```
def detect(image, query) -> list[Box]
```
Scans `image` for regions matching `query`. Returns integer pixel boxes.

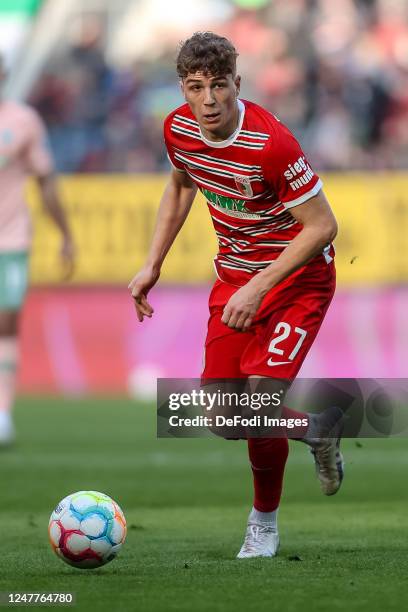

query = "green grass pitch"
[0,397,407,612]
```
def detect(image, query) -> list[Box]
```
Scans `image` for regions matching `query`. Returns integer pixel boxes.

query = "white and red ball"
[48,491,126,569]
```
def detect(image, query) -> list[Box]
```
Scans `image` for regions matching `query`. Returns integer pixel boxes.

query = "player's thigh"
[201,308,253,439]
[0,251,29,311]
[202,308,253,378]
[241,281,335,379]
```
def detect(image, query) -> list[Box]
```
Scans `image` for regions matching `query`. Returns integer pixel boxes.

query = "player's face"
[181,72,241,141]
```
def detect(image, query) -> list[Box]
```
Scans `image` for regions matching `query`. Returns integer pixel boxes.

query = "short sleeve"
[163,115,186,172]
[24,109,54,176]
[261,122,322,209]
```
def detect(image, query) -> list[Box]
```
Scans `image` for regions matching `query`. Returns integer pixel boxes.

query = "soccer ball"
[48,491,127,569]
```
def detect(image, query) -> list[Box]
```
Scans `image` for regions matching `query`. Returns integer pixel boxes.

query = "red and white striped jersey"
[164,99,329,286]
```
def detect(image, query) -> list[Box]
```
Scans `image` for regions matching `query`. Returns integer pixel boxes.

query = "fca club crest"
[234,175,253,197]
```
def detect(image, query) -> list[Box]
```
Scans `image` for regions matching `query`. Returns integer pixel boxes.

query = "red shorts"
[202,256,336,379]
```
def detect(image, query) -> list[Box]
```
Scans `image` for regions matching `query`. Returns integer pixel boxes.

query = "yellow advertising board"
[27,173,408,286]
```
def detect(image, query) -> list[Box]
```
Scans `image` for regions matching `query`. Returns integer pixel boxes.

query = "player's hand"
[221,282,264,331]
[60,236,75,280]
[128,265,159,322]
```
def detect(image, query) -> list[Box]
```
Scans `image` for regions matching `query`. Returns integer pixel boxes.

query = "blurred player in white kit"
[0,55,74,445]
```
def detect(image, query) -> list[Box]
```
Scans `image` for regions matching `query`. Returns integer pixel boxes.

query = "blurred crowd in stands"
[28,0,408,172]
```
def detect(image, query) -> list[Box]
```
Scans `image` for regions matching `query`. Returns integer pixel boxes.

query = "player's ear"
[234,75,241,97]
[180,79,186,100]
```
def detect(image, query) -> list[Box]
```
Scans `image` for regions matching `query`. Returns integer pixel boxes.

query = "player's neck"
[200,102,240,143]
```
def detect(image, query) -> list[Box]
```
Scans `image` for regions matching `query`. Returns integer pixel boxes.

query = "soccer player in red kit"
[129,32,344,559]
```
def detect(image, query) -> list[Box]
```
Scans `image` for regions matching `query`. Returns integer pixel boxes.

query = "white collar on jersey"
[199,99,245,148]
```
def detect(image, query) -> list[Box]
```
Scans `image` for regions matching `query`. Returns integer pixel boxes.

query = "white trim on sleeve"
[167,153,186,172]
[283,179,323,209]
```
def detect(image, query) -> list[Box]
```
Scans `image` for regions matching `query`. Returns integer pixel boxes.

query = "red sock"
[247,437,289,512]
[281,405,309,438]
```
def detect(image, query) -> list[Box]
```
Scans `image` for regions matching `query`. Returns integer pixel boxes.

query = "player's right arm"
[128,168,197,322]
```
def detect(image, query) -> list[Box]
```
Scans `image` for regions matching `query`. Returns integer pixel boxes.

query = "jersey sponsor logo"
[202,188,261,219]
[234,175,253,197]
[210,206,261,220]
[283,156,315,192]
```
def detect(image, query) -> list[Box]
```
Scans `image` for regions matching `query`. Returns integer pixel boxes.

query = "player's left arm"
[222,121,338,330]
[222,190,337,330]
[257,189,338,287]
